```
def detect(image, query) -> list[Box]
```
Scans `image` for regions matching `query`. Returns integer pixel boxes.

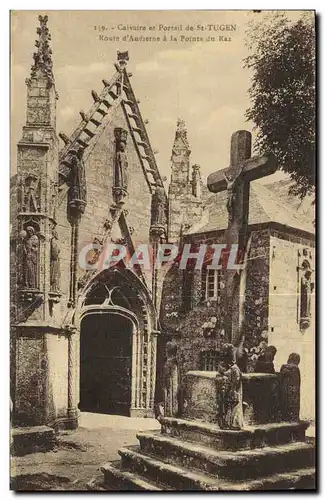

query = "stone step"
[117,446,315,491]
[226,468,316,491]
[100,460,165,491]
[137,431,315,480]
[11,425,56,456]
[159,416,309,451]
[118,446,221,490]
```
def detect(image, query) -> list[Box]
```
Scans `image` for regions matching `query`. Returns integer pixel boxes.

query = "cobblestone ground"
[10,413,160,491]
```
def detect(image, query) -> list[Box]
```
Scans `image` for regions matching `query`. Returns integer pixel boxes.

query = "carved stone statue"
[163,341,179,417]
[22,226,39,289]
[152,181,167,227]
[254,345,277,374]
[50,228,60,292]
[114,128,128,193]
[279,353,301,422]
[216,343,243,429]
[67,148,87,214]
[23,174,39,212]
[300,263,314,329]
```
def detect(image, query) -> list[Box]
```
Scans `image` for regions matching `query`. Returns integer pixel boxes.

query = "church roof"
[185,179,315,237]
[58,51,164,194]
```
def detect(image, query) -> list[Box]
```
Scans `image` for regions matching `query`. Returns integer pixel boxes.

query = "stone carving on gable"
[113,128,128,204]
[117,50,129,70]
[50,227,61,293]
[64,147,87,216]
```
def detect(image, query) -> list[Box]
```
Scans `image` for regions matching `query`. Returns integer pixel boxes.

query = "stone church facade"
[11,16,167,429]
[10,15,315,432]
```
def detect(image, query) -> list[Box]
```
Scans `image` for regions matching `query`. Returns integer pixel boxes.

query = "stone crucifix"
[207,130,277,345]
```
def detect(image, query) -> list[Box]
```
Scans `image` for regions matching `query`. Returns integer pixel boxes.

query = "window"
[201,265,221,301]
[200,349,220,371]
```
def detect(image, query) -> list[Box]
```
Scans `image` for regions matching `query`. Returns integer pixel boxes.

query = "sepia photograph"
[10,9,316,491]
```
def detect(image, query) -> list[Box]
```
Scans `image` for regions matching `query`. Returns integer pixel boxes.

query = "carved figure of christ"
[207,130,277,345]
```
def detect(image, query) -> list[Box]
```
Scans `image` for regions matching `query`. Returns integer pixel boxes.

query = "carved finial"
[173,117,190,150]
[176,117,187,136]
[117,50,129,70]
[102,79,110,87]
[30,14,54,84]
[59,132,70,145]
[91,90,100,103]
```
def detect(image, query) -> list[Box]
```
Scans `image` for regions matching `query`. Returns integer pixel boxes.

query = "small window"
[201,265,221,301]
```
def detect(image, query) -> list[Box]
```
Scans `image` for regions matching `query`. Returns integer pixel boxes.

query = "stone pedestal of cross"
[207,130,277,345]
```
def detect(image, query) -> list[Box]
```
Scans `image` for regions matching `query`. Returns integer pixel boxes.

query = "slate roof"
[185,179,315,236]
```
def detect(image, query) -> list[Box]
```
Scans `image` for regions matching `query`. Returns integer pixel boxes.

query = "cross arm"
[207,153,277,193]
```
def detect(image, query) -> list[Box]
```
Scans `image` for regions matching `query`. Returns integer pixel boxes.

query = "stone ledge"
[136,431,315,480]
[186,370,278,380]
[100,461,163,491]
[11,425,56,456]
[119,445,220,491]
[159,416,310,450]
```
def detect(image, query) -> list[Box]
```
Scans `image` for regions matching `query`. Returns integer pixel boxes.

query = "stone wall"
[161,230,269,384]
[268,230,315,421]
[244,229,271,358]
[56,105,153,306]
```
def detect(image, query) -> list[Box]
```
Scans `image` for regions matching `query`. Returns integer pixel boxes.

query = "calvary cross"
[207,130,277,345]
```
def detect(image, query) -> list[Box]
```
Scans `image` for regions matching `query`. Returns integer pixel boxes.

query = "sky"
[11,10,306,185]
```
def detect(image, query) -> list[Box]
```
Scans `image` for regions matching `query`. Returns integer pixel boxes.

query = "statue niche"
[113,128,128,204]
[20,174,40,213]
[21,226,39,289]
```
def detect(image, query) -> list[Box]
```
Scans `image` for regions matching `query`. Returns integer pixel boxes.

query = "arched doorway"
[76,266,159,418]
[80,312,133,415]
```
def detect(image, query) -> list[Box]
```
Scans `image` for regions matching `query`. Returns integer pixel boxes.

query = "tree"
[244,12,315,200]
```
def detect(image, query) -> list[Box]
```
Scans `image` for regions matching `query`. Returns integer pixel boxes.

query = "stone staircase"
[97,417,316,491]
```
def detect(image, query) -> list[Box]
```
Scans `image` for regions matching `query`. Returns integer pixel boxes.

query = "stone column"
[150,330,160,410]
[131,323,137,409]
[66,325,78,429]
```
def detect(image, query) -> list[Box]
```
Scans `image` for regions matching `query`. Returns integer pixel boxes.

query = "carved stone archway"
[71,266,159,419]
